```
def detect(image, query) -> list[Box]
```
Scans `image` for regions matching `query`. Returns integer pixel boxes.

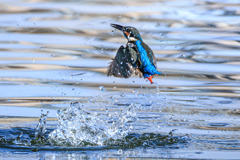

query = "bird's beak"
[111,23,137,42]
[110,23,124,31]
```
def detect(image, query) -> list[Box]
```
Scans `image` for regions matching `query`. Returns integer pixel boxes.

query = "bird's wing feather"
[141,42,157,67]
[107,45,141,78]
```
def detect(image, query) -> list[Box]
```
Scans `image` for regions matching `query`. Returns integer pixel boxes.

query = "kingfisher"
[107,23,161,84]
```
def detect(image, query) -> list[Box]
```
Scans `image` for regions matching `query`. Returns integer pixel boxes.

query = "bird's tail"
[155,70,162,75]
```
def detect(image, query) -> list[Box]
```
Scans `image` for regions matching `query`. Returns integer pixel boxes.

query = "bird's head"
[111,23,142,42]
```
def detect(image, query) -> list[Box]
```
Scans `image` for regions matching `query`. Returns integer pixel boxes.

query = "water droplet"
[143,142,147,146]
[99,86,105,91]
[120,93,125,97]
[118,149,123,154]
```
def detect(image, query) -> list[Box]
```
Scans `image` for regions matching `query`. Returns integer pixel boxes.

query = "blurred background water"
[0,0,240,159]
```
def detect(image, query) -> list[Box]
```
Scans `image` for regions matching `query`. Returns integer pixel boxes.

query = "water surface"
[0,0,240,159]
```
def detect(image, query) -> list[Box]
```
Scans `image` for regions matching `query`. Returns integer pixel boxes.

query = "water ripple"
[1,0,240,159]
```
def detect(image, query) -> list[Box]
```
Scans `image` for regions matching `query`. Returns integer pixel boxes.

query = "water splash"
[48,102,137,147]
[35,110,49,141]
[0,103,187,150]
[0,111,51,148]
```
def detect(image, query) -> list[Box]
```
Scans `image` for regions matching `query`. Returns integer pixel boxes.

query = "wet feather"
[107,45,141,78]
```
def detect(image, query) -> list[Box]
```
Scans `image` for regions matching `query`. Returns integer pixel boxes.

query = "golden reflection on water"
[0,0,240,158]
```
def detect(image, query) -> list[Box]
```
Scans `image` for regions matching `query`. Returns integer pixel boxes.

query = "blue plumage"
[135,40,161,78]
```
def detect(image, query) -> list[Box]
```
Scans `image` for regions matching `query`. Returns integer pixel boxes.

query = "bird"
[107,23,161,84]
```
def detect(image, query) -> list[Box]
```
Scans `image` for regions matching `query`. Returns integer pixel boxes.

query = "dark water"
[0,0,240,159]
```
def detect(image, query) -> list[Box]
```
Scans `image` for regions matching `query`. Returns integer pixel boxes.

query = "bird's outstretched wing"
[107,45,141,78]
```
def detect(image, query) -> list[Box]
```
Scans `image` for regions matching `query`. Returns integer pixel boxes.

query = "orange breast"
[124,31,130,37]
